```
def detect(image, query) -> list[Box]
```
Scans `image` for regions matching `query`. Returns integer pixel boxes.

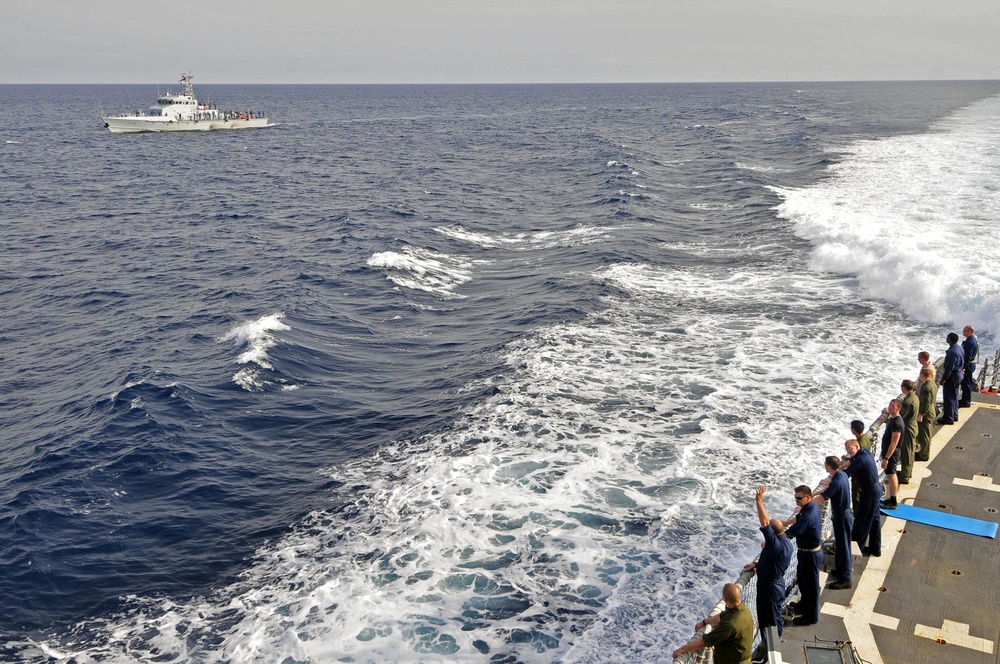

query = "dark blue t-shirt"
[786,501,822,550]
[843,448,880,492]
[820,471,851,517]
[757,524,793,583]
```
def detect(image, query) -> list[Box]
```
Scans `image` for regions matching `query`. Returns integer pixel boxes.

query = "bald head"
[722,583,741,606]
[769,518,785,536]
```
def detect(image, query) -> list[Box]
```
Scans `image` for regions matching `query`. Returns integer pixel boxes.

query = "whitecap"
[367,247,473,298]
[218,313,291,390]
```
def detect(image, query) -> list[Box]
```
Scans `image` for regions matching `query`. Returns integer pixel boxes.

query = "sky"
[2,0,999,84]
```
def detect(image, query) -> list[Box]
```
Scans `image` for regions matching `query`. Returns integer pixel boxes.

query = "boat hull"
[102,116,270,133]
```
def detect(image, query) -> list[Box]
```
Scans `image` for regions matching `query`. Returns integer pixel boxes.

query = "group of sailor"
[672,327,981,664]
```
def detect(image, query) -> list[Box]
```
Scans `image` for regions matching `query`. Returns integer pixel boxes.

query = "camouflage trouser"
[899,432,915,482]
[915,418,934,462]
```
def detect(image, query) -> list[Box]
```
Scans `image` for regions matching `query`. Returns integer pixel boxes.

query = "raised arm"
[755,485,769,528]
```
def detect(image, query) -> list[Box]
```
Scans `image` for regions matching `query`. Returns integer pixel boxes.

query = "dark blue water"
[1,81,998,662]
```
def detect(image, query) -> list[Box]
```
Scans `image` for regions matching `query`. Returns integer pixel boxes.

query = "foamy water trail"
[47,258,939,662]
[775,94,1000,337]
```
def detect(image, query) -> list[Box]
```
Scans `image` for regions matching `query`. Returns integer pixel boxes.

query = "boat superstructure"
[102,72,269,133]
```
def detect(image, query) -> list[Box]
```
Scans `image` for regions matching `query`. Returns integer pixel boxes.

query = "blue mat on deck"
[882,503,999,538]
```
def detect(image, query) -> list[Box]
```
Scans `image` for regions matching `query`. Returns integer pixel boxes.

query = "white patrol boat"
[102,72,269,133]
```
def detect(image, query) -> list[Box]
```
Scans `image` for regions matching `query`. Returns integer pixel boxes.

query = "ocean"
[1,80,998,663]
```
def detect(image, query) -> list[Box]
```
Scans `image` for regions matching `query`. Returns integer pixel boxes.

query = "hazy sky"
[3,0,999,84]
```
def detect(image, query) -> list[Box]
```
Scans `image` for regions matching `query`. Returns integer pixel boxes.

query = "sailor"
[879,399,904,510]
[783,485,823,626]
[812,457,853,589]
[915,366,938,461]
[743,486,793,642]
[938,332,965,425]
[848,420,873,512]
[960,325,979,407]
[898,380,919,484]
[915,350,933,384]
[672,583,754,664]
[842,437,882,556]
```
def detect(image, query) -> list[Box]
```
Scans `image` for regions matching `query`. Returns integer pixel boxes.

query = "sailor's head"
[845,438,860,456]
[721,583,742,607]
[887,399,902,417]
[918,351,930,364]
[964,325,975,337]
[947,332,960,345]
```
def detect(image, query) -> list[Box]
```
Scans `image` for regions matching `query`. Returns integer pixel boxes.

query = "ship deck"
[777,392,1000,664]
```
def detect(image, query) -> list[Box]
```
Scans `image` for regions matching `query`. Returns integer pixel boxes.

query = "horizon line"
[3,77,1000,86]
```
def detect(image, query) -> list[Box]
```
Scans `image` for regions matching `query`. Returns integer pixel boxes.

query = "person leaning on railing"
[841,437,883,557]
[781,486,823,626]
[672,583,754,664]
[742,486,793,644]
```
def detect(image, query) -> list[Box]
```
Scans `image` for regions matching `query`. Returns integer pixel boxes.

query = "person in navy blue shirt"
[842,437,882,557]
[960,325,979,407]
[938,332,965,424]
[744,486,793,641]
[813,456,853,589]
[783,485,823,626]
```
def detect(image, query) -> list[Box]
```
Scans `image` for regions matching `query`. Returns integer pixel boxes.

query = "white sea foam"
[435,224,615,250]
[110,379,143,400]
[368,247,474,299]
[775,94,1000,337]
[218,313,291,391]
[735,161,780,173]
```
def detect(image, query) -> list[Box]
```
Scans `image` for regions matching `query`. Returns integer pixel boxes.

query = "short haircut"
[850,420,865,435]
[901,379,914,391]
[947,332,960,344]
[825,455,841,471]
[794,484,812,497]
[965,325,975,333]
[918,351,930,362]
[722,583,741,604]
[920,366,935,380]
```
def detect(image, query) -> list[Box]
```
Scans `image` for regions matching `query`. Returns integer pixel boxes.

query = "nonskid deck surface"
[779,393,1000,664]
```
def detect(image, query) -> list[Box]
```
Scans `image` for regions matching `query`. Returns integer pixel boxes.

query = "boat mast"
[180,72,194,98]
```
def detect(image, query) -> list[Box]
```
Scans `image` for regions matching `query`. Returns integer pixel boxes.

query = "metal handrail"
[978,349,1000,393]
